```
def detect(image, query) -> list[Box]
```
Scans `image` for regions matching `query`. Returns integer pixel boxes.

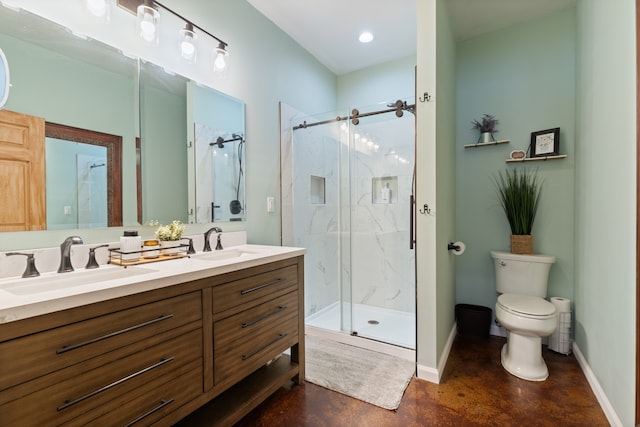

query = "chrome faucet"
[58,236,83,273]
[203,227,223,252]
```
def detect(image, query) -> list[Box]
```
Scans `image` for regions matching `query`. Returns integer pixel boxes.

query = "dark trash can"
[455,304,492,337]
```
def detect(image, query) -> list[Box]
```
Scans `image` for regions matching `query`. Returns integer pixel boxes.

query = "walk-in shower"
[280,99,416,354]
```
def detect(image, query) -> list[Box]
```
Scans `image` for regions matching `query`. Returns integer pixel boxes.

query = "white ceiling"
[246,0,577,75]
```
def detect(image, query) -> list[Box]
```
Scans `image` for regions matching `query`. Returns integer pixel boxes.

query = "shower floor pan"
[305,302,415,350]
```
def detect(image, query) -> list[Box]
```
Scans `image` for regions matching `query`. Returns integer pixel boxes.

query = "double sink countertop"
[0,244,305,324]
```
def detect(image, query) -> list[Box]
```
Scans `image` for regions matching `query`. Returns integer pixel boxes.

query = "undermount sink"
[0,266,157,296]
[192,247,269,262]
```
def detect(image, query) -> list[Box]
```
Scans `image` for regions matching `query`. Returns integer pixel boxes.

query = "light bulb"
[181,38,195,58]
[180,23,197,62]
[137,2,159,44]
[359,31,374,43]
[213,43,228,72]
[140,12,156,41]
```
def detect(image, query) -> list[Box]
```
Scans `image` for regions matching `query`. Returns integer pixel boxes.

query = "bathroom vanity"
[0,245,305,426]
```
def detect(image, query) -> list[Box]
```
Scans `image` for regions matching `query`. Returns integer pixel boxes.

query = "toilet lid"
[497,293,556,317]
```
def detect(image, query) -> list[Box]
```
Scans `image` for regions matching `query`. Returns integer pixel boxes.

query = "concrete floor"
[235,335,609,426]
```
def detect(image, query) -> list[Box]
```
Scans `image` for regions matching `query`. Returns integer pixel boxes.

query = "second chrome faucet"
[203,227,223,252]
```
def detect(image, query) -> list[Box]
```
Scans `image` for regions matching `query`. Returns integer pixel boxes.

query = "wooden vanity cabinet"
[0,254,304,427]
[0,291,204,426]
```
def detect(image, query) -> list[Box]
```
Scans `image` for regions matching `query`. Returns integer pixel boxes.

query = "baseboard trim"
[417,322,457,384]
[572,342,623,427]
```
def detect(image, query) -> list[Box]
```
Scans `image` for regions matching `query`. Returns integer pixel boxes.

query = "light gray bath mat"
[305,335,415,410]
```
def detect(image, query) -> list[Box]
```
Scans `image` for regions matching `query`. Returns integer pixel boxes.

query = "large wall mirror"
[0,5,246,231]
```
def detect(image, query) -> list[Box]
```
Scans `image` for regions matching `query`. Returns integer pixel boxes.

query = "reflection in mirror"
[189,83,246,223]
[139,60,189,225]
[195,124,245,222]
[0,5,135,230]
[45,123,123,229]
[0,48,9,109]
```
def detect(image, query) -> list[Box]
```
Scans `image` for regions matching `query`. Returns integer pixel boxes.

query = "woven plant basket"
[510,235,534,255]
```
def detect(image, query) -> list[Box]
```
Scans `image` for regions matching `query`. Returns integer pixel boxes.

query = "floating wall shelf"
[464,139,510,149]
[505,154,567,163]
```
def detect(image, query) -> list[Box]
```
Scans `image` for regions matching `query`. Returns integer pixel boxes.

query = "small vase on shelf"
[479,132,495,144]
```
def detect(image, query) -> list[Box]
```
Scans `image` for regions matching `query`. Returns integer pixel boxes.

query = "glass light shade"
[85,0,109,19]
[180,24,197,63]
[137,3,159,44]
[213,43,228,73]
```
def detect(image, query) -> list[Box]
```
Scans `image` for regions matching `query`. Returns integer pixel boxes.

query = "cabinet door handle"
[57,357,174,411]
[240,278,285,295]
[124,399,174,427]
[242,305,287,328]
[56,314,174,354]
[242,333,287,361]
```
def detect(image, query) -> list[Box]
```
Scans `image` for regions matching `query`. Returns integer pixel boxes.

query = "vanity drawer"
[0,291,202,391]
[76,360,202,427]
[212,264,298,315]
[0,328,202,427]
[214,291,298,349]
[214,298,298,385]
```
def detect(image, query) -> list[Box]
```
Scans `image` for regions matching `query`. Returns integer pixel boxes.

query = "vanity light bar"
[115,0,229,69]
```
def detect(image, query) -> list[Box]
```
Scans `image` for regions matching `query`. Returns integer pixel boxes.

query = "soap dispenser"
[381,182,391,203]
[120,230,141,261]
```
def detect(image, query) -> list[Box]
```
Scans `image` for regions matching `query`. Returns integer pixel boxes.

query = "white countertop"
[0,244,305,324]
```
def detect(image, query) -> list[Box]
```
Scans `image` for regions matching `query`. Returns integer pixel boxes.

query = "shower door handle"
[409,194,415,250]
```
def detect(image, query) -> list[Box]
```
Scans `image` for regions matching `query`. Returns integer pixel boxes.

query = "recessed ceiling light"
[359,31,374,43]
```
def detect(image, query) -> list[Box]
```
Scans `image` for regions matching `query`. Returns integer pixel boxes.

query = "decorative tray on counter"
[108,243,191,267]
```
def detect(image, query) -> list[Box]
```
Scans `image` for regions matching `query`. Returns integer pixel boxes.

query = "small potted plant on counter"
[494,168,542,255]
[472,113,499,144]
[150,220,187,255]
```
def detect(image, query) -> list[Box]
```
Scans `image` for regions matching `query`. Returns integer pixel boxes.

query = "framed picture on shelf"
[530,127,560,157]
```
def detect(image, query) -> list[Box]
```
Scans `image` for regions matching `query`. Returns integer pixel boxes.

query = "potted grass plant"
[494,169,542,254]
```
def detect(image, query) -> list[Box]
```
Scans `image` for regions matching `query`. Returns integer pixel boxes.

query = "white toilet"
[491,250,557,381]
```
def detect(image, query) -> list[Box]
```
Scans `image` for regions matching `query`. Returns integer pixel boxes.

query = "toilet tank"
[490,250,556,298]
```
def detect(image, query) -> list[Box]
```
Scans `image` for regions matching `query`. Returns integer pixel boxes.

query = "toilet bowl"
[495,293,557,381]
[491,251,557,381]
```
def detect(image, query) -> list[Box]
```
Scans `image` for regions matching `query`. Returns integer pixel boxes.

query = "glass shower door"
[291,109,352,335]
[347,100,416,348]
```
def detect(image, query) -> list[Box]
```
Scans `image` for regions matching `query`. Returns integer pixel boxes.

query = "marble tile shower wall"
[292,126,342,317]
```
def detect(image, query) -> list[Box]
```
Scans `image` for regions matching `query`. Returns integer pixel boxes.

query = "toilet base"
[501,332,549,381]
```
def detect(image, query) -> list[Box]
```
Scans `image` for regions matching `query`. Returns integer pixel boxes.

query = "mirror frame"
[0,48,9,109]
[45,122,123,227]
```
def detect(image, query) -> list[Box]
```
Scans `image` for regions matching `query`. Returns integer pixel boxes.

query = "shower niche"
[372,176,397,204]
[310,175,326,204]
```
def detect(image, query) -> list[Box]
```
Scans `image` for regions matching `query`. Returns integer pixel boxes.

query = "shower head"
[211,133,244,149]
[211,136,225,148]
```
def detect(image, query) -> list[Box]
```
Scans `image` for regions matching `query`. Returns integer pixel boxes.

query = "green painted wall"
[337,56,416,108]
[416,0,457,374]
[575,1,636,425]
[455,10,576,315]
[434,0,457,371]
